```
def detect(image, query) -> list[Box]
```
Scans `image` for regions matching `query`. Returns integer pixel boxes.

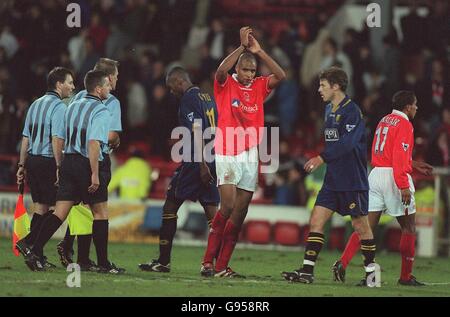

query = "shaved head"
[237,52,257,66]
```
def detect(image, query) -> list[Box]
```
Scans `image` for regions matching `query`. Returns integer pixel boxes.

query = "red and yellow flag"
[12,187,30,256]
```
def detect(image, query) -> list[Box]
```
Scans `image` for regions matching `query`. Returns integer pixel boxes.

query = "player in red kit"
[333,91,433,286]
[201,26,286,277]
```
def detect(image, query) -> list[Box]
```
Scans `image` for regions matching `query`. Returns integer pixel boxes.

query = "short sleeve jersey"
[371,110,414,189]
[213,74,272,155]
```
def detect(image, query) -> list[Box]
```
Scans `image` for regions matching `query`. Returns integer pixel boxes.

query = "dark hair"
[84,70,108,93]
[94,58,119,76]
[237,52,257,65]
[392,90,416,110]
[319,66,348,92]
[165,66,191,84]
[47,67,74,90]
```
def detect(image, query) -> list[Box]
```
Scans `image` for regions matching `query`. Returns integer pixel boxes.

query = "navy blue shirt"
[179,87,217,163]
[320,96,369,191]
[22,91,66,157]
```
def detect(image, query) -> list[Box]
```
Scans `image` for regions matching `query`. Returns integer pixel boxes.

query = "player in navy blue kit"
[138,67,219,274]
[282,67,377,285]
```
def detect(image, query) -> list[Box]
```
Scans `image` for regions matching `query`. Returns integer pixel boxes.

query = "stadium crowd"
[0,0,448,206]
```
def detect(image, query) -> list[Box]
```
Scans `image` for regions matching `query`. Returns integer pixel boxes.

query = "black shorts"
[56,154,110,205]
[315,187,368,217]
[102,154,112,186]
[25,155,57,205]
[166,162,219,206]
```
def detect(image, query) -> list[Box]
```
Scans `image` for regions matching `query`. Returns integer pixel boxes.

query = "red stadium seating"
[328,227,346,250]
[299,225,310,246]
[273,222,301,246]
[384,228,402,252]
[244,220,272,244]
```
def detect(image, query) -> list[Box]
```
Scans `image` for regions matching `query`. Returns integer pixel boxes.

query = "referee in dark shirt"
[21,70,125,274]
[15,67,74,270]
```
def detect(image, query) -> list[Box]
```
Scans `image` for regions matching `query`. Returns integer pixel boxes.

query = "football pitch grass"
[1,237,449,297]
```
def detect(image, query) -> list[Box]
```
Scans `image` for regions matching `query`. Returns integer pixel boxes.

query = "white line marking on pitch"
[424,282,450,285]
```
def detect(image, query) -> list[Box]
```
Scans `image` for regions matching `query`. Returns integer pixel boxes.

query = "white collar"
[232,73,253,88]
[392,109,409,121]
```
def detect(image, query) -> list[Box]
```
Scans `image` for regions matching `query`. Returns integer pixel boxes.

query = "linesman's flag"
[12,183,30,256]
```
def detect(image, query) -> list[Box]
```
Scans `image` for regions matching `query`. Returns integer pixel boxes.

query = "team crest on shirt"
[402,142,409,151]
[243,92,250,102]
[187,112,194,122]
[349,203,356,209]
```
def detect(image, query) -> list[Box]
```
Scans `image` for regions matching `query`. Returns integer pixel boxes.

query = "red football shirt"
[214,74,272,155]
[371,110,414,189]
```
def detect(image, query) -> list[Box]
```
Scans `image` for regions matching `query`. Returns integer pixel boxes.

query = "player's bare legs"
[202,204,217,226]
[396,213,423,285]
[309,206,334,233]
[217,184,237,218]
[282,206,333,283]
[214,188,252,275]
[351,215,373,239]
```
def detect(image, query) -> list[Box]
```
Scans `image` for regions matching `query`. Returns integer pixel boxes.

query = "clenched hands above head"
[240,26,252,48]
[247,34,262,54]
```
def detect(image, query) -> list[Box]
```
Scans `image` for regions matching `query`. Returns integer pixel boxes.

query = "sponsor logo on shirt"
[325,128,339,141]
[241,104,258,113]
[345,124,356,132]
[187,112,194,122]
[402,142,409,151]
[231,98,258,113]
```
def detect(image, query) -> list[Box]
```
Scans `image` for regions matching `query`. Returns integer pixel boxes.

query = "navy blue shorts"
[315,187,368,217]
[166,162,219,206]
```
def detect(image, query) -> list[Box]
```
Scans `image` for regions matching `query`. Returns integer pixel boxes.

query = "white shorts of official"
[215,146,259,192]
[368,167,416,217]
